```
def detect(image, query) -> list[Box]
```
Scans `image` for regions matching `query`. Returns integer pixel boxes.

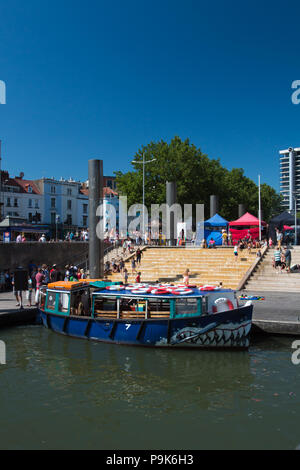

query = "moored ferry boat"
[38,281,253,349]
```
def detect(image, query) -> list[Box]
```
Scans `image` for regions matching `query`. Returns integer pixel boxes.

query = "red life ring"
[106,285,123,291]
[212,297,234,313]
[171,288,193,295]
[131,288,149,294]
[151,288,169,295]
[199,285,218,291]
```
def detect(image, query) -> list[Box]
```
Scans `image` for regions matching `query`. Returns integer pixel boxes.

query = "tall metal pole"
[132,153,156,239]
[142,152,145,237]
[88,159,103,278]
[294,195,297,246]
[258,174,261,242]
[0,140,2,222]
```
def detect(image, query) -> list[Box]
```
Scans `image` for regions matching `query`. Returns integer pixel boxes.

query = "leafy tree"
[115,137,282,223]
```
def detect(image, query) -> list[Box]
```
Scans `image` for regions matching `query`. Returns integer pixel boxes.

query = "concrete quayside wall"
[0,242,89,271]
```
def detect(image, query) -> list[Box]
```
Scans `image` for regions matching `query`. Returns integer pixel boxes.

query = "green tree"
[115,137,281,222]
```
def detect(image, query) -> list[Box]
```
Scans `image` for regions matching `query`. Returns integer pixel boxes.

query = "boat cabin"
[41,281,237,320]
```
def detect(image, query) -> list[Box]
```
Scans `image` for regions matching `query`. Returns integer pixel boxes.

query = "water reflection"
[12,327,256,415]
[1,326,300,450]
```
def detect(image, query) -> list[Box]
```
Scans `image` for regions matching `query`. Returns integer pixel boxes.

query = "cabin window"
[176,298,198,315]
[94,296,118,316]
[46,292,57,310]
[119,298,147,318]
[147,299,170,318]
[58,292,69,313]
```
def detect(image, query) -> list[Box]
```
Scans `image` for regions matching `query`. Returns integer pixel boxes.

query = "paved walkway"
[0,291,36,314]
[239,290,300,335]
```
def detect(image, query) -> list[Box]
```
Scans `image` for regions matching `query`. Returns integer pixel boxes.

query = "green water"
[0,326,299,450]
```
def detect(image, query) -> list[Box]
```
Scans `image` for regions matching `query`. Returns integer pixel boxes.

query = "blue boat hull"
[39,305,253,348]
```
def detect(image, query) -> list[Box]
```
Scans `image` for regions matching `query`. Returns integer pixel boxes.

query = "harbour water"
[0,325,299,450]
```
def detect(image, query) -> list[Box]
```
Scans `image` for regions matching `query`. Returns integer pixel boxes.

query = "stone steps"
[245,247,300,292]
[107,247,257,289]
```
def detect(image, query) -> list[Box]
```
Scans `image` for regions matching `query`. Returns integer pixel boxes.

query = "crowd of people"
[0,262,89,309]
[13,229,90,243]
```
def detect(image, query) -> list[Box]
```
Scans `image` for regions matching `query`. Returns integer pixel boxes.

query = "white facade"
[2,179,44,223]
[35,177,87,227]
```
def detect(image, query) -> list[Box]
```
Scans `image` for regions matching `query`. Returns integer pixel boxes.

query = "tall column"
[166,182,177,246]
[238,204,246,218]
[88,159,103,278]
[210,195,219,218]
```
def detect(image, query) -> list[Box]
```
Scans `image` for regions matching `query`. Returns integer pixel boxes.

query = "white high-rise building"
[279,147,300,212]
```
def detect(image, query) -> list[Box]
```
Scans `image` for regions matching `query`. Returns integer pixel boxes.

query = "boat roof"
[92,286,233,299]
[47,280,121,291]
[47,281,89,290]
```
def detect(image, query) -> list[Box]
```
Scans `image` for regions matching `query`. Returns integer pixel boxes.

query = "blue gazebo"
[204,213,228,246]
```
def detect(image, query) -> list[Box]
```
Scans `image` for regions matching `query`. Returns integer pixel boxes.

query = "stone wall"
[0,242,89,271]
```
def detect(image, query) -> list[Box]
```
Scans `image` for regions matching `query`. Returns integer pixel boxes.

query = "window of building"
[67,188,72,196]
[66,215,72,225]
[51,198,56,209]
[28,213,33,222]
[51,186,56,194]
[83,204,88,214]
[6,197,11,207]
[14,198,18,207]
[51,212,56,225]
[107,179,112,188]
[83,216,88,226]
[67,200,72,210]
[35,200,39,209]
[28,199,32,208]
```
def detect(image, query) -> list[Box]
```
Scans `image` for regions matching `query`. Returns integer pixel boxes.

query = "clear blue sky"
[0,0,300,191]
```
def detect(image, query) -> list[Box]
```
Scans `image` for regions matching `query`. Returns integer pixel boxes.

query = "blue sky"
[0,0,300,191]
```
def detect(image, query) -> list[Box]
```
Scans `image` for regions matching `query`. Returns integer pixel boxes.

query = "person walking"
[283,245,292,273]
[35,268,45,304]
[234,244,239,262]
[183,269,190,285]
[131,258,137,275]
[26,275,33,307]
[273,246,282,273]
[136,248,142,265]
[221,230,227,246]
[276,229,283,249]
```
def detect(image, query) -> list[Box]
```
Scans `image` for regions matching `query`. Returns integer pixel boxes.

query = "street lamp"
[293,193,297,246]
[258,174,262,242]
[132,153,156,238]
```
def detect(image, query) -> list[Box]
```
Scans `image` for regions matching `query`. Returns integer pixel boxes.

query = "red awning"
[229,212,266,227]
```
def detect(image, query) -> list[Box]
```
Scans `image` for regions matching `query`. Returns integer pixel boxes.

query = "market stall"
[229,212,266,244]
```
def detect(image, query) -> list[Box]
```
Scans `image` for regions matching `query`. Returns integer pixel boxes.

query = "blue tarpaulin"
[204,213,228,228]
[204,214,228,246]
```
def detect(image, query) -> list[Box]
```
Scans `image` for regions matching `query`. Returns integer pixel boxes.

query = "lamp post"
[132,153,156,238]
[0,140,3,222]
[293,193,297,246]
[258,174,261,242]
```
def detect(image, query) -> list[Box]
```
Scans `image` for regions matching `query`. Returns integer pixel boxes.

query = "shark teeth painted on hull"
[223,330,232,343]
[244,323,252,337]
[206,331,215,342]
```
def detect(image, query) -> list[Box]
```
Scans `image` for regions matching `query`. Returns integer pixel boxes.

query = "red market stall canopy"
[229,212,266,227]
[229,212,266,244]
